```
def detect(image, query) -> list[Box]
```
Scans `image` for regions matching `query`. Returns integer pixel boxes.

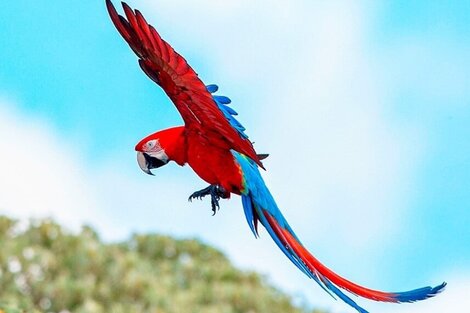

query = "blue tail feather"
[323,279,369,313]
[392,282,447,302]
[235,152,339,299]
[232,151,445,313]
[241,194,258,238]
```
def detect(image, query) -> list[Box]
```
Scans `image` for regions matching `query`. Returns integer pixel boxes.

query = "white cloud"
[0,99,120,236]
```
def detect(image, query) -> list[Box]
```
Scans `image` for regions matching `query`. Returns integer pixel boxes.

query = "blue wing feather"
[213,95,232,104]
[206,84,219,93]
[207,84,249,139]
[218,103,238,116]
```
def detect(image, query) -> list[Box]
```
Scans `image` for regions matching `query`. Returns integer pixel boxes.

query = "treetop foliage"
[0,216,326,313]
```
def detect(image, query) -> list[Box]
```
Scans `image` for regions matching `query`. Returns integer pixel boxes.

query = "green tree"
[0,216,327,313]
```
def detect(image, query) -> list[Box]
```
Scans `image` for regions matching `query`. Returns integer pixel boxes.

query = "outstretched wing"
[106,0,263,167]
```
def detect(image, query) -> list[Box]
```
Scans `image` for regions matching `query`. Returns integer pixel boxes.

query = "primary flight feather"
[105,1,446,312]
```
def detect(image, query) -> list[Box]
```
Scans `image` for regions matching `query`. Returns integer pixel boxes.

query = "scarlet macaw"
[105,1,446,312]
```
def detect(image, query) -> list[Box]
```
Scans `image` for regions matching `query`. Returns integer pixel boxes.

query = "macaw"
[105,1,446,312]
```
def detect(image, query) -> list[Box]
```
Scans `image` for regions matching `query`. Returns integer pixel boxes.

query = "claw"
[188,185,212,202]
[188,185,227,215]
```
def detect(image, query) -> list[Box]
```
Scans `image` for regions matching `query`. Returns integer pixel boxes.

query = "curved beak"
[137,151,167,176]
[137,151,154,176]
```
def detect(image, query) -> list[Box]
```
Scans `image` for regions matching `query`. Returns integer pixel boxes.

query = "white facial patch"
[145,139,169,163]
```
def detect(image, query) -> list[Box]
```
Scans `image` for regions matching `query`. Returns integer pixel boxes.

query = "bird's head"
[135,126,186,175]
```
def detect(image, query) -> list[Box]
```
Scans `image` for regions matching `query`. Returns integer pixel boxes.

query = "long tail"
[233,152,446,313]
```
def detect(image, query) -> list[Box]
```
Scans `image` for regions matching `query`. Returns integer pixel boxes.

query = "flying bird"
[105,1,446,312]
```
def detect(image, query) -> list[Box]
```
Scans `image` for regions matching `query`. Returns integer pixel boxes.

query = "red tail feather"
[264,212,399,302]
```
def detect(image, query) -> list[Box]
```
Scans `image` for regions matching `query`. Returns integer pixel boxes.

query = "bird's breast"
[186,139,243,194]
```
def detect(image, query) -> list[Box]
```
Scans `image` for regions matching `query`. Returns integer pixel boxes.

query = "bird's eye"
[147,140,157,149]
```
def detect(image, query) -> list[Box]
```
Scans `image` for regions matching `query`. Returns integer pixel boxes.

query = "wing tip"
[121,1,131,11]
[105,0,116,16]
[121,1,136,21]
[106,0,132,41]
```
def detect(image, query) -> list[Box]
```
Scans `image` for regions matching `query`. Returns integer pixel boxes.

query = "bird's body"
[186,129,244,194]
[187,133,243,194]
[106,1,446,312]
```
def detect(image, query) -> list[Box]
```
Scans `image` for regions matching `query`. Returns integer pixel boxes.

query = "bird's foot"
[188,185,227,215]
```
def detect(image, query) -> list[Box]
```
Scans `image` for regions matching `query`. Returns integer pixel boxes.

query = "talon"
[211,196,220,216]
[188,184,227,214]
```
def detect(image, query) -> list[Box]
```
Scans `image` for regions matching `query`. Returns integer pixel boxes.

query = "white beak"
[137,151,155,176]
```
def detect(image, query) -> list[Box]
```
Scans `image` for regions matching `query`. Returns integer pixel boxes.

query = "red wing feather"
[106,0,262,167]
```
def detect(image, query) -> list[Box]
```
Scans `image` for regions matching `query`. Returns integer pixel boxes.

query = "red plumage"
[105,0,263,183]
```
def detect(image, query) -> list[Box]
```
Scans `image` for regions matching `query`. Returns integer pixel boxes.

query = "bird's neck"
[158,126,188,166]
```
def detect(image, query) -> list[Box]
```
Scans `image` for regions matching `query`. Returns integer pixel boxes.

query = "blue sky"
[0,1,469,312]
